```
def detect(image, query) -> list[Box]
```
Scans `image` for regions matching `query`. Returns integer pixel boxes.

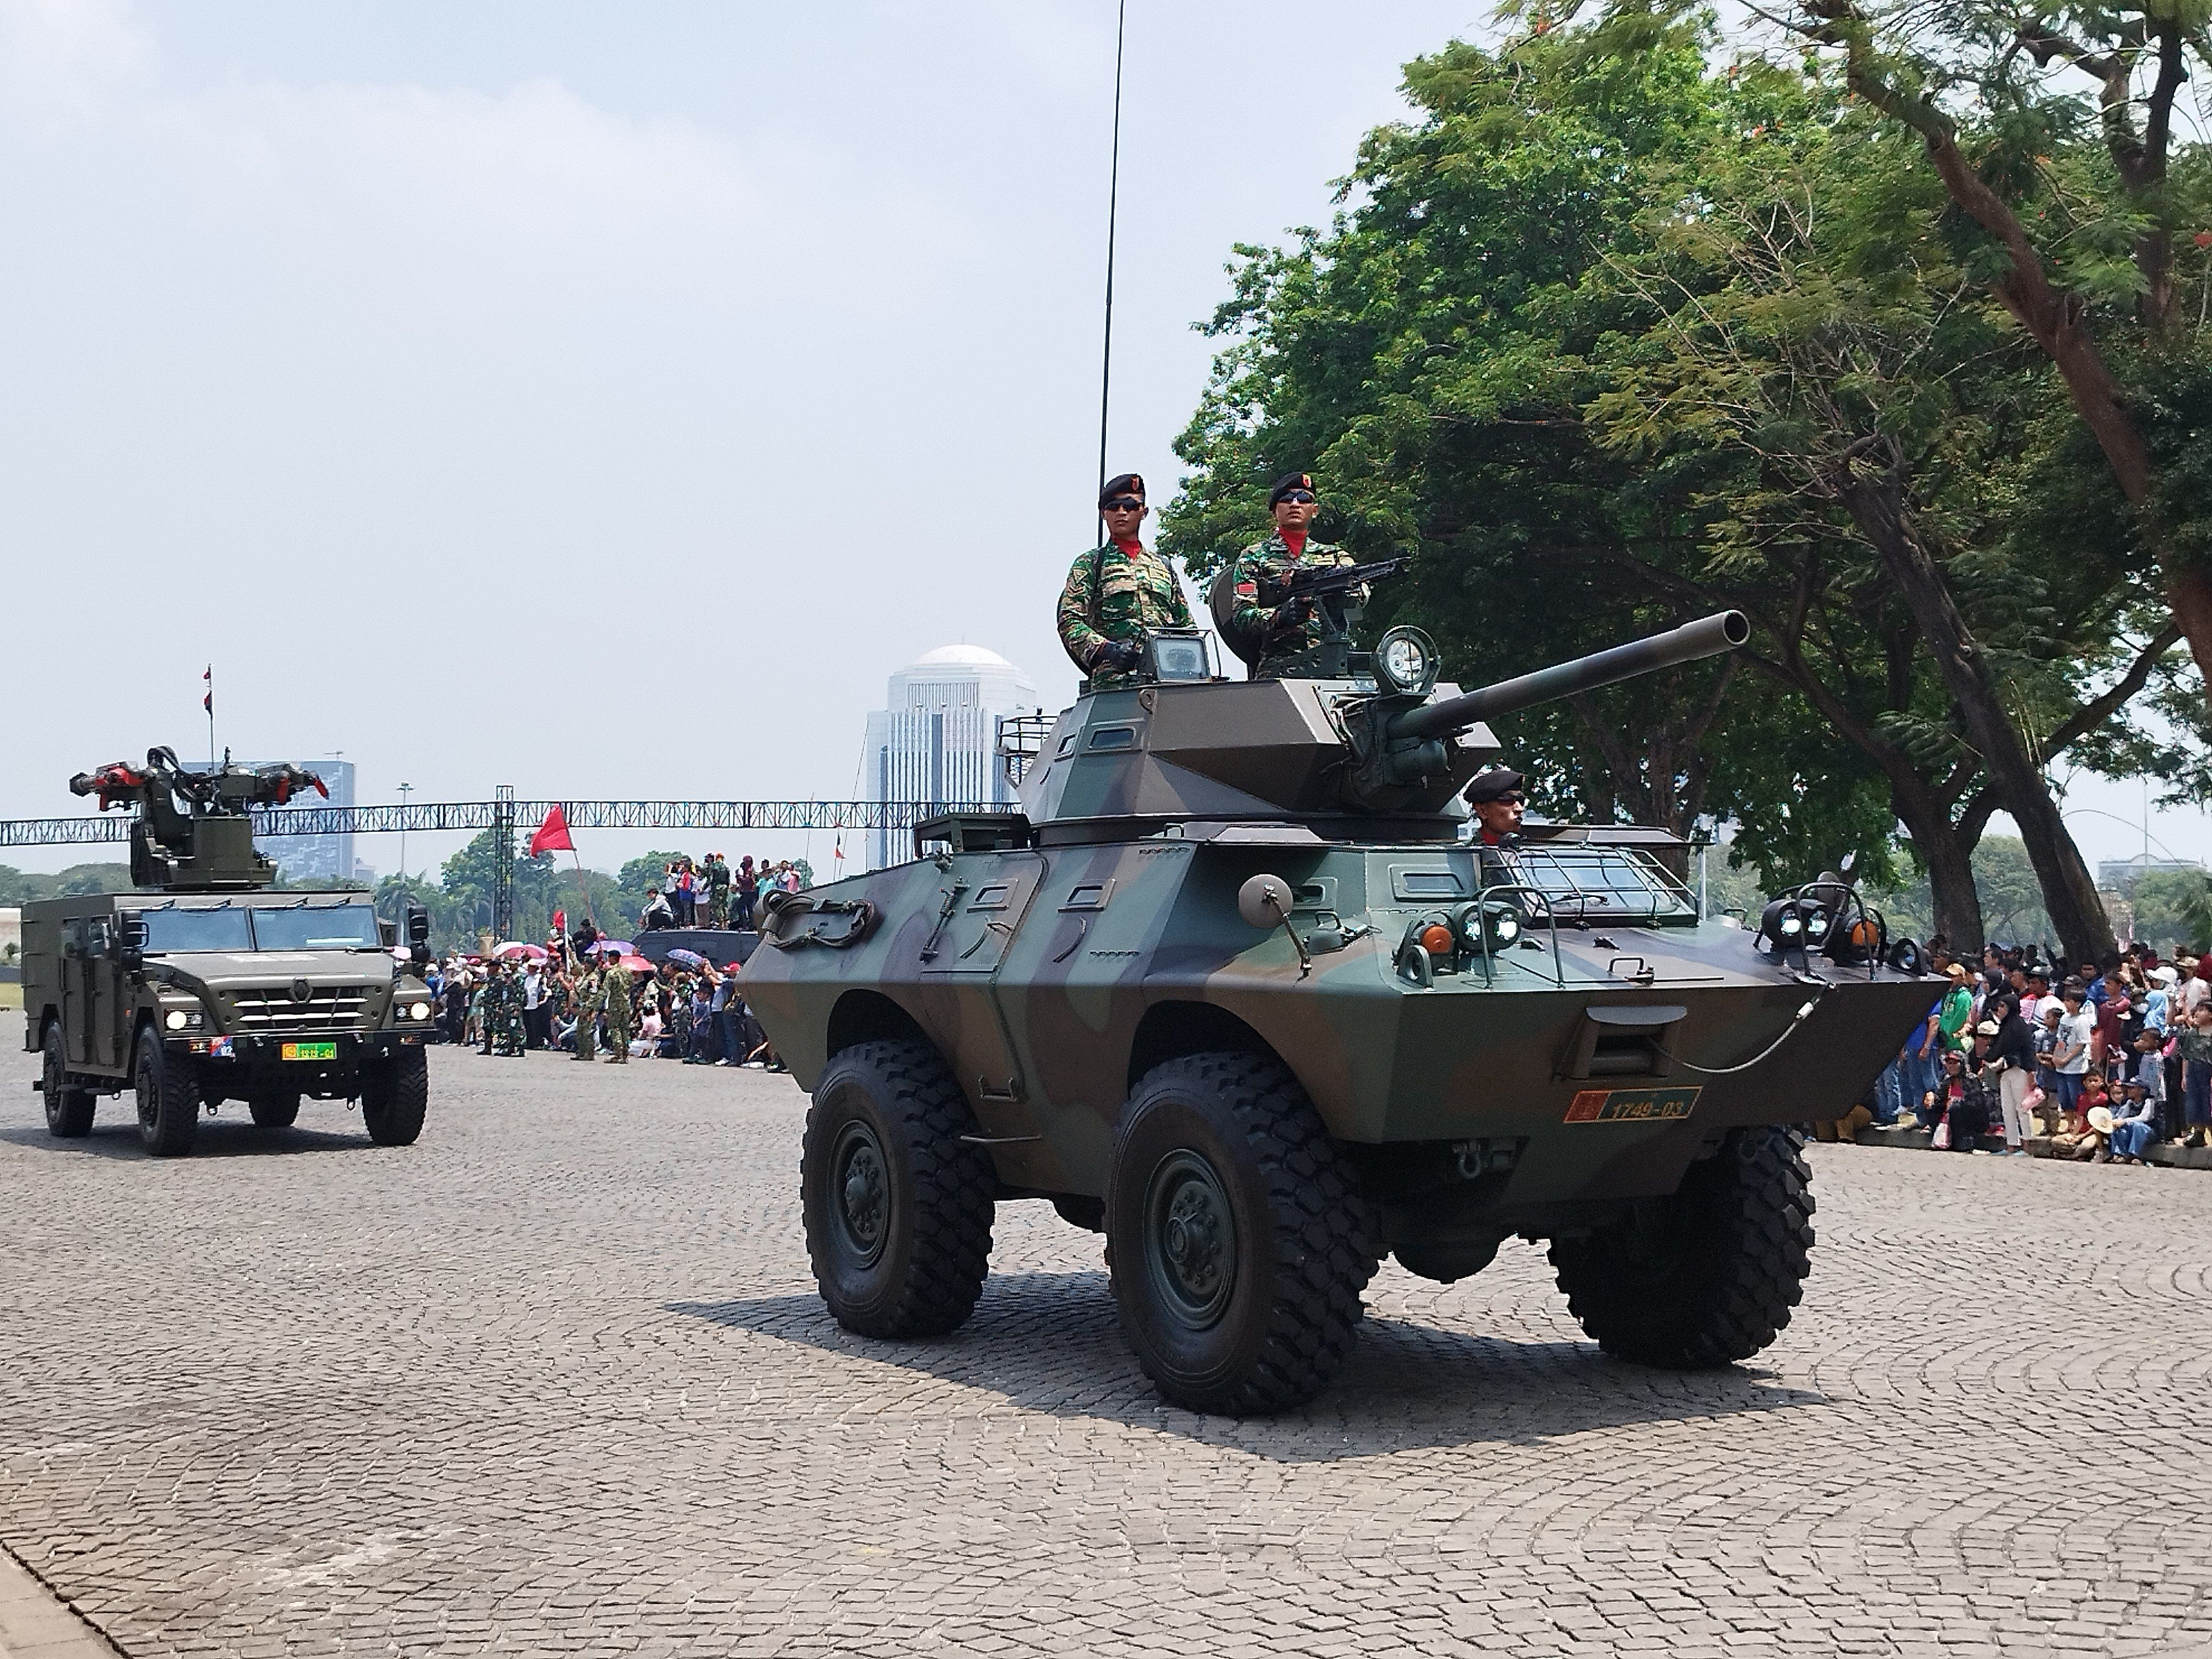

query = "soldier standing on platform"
[1056,473,1192,693]
[1229,472,1366,679]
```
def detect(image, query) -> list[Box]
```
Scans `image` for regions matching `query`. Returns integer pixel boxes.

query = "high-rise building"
[860,646,1039,870]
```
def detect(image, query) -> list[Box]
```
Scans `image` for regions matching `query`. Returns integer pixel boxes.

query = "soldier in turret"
[1056,473,1193,693]
[1467,768,1528,889]
[1229,472,1368,679]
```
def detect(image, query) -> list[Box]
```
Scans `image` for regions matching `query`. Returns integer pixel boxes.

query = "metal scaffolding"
[0,795,1005,850]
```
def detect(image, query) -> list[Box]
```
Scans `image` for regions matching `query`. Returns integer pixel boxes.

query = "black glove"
[1271,598,1310,632]
[1094,639,1144,672]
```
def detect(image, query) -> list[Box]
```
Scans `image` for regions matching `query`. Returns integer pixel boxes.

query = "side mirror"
[405,901,431,947]
[378,919,399,948]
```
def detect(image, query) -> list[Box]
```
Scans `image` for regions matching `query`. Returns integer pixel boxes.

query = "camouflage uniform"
[705,856,731,929]
[570,969,598,1061]
[600,967,633,1062]
[1056,544,1193,693]
[1229,534,1365,679]
[495,975,526,1057]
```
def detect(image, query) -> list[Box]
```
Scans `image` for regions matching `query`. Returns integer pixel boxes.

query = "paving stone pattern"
[5,1008,2212,1657]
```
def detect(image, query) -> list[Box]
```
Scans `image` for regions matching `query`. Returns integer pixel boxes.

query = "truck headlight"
[163,1008,204,1032]
[409,1001,431,1021]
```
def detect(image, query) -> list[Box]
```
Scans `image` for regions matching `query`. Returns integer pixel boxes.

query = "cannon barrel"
[1388,611,1751,742]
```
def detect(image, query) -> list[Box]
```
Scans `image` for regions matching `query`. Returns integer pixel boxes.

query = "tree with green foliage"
[1161,18,2173,958]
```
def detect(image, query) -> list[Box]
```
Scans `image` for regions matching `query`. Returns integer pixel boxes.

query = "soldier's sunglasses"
[1277,490,1317,504]
[1102,496,1145,512]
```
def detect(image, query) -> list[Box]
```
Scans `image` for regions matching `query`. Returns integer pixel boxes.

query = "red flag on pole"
[202,665,212,714]
[529,803,573,857]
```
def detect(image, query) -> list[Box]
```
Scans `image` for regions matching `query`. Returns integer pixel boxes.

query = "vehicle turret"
[70,746,328,890]
[1011,612,1750,845]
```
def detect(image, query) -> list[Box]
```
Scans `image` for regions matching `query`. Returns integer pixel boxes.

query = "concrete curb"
[1850,1122,2212,1168]
[0,1545,123,1659]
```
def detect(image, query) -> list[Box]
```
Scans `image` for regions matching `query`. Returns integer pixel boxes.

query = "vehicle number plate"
[1564,1086,1698,1123]
[281,1041,337,1062]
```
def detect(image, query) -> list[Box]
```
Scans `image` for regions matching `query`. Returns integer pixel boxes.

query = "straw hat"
[2088,1104,2116,1135]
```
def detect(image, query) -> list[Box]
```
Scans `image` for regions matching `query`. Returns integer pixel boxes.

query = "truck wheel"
[248,1088,301,1129]
[802,1039,995,1338]
[133,1027,199,1157]
[361,1050,429,1146]
[41,1022,95,1139]
[1549,1125,1813,1368]
[1104,1052,1379,1416]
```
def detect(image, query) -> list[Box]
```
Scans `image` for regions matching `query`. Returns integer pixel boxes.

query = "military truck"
[24,748,435,1156]
[741,611,1939,1416]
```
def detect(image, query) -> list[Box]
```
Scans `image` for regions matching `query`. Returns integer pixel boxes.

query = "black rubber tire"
[801,1039,995,1338]
[134,1027,199,1158]
[1104,1052,1379,1416]
[41,1022,95,1139]
[361,1049,429,1146]
[1549,1125,1814,1369]
[247,1088,301,1129]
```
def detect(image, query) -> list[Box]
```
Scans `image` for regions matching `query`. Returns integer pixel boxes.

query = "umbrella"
[666,948,708,968]
[588,939,634,956]
[617,954,653,973]
[493,941,548,961]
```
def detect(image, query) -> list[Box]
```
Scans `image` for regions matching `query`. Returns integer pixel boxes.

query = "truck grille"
[228,985,373,1034]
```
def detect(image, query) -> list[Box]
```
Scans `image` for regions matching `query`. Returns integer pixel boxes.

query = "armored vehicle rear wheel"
[1105,1052,1379,1416]
[134,1028,199,1158]
[362,1050,429,1146]
[41,1022,95,1139]
[1549,1125,1813,1369]
[802,1040,995,1339]
[248,1088,301,1129]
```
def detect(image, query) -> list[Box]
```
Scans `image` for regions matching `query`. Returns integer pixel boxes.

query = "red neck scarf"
[1280,529,1309,557]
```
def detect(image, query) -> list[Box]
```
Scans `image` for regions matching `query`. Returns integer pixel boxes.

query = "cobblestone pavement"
[6,1009,2212,1658]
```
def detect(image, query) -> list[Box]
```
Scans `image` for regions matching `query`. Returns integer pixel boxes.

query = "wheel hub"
[1143,1150,1236,1329]
[831,1121,890,1267]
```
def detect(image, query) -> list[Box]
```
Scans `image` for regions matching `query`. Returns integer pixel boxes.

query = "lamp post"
[398,783,413,884]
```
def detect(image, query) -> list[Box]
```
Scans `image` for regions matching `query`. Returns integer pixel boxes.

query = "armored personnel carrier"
[742,615,1936,1414]
[23,748,436,1157]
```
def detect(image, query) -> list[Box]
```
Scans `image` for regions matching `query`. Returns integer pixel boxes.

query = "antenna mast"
[1095,0,1127,545]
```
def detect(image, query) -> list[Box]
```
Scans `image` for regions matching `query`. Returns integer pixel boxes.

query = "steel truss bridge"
[0,792,1001,938]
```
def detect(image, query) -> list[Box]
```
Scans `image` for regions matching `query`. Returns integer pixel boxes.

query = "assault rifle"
[1260,555,1408,623]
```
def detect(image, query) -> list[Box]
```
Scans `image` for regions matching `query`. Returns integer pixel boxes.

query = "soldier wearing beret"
[1056,473,1194,693]
[1228,473,1368,679]
[1466,768,1528,886]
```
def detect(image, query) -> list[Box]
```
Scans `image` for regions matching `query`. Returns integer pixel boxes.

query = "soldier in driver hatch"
[1229,472,1368,679]
[1466,768,1528,886]
[1056,473,1193,693]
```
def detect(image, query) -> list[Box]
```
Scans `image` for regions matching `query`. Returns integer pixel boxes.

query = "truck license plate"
[1564,1086,1698,1123]
[281,1041,337,1061]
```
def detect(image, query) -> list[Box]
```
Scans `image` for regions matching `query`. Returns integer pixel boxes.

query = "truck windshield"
[251,901,382,951]
[140,905,254,953]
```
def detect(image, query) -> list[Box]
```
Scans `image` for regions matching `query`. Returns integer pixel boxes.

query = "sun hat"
[2088,1105,2116,1135]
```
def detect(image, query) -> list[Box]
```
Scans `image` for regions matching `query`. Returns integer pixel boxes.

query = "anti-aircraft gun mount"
[29,747,432,1159]
[744,608,1942,1417]
[71,747,328,891]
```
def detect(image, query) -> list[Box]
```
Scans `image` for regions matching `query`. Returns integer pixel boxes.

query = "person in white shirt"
[2054,986,2096,1117]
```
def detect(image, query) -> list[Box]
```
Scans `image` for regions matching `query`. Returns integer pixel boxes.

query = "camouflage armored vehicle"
[24,748,436,1157]
[742,613,1937,1414]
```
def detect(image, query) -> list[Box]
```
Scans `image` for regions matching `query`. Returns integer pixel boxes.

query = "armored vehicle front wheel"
[802,1040,995,1339]
[41,1022,95,1139]
[1549,1125,1813,1369]
[248,1087,301,1129]
[134,1028,199,1158]
[362,1050,429,1146]
[1104,1053,1379,1416]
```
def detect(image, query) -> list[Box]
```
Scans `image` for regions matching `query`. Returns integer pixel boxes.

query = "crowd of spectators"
[415,849,809,1069]
[1834,938,2212,1163]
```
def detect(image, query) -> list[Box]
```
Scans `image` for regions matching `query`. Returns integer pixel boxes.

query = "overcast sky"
[1,0,2198,883]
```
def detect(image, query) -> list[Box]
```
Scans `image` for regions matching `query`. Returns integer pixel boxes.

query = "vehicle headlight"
[163,1007,204,1032]
[409,1001,431,1021]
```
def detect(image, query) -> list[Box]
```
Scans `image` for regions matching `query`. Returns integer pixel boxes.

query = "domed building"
[859,644,1039,870]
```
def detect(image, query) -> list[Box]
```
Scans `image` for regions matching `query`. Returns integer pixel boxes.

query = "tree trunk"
[1833,460,2113,965]
[1890,773,1986,954]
